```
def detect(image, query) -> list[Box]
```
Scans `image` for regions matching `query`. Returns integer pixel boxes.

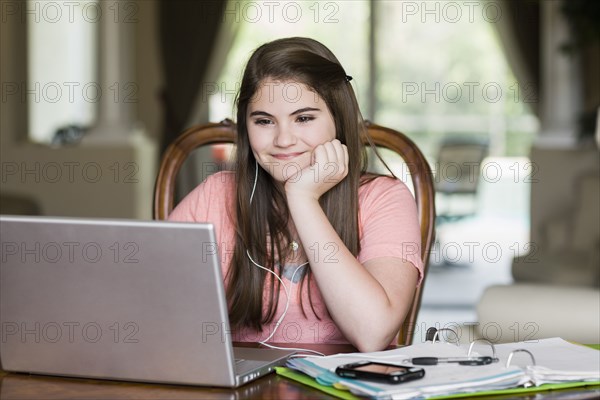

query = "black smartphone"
[335,361,425,384]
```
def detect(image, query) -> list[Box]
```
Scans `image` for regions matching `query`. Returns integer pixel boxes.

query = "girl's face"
[246,80,336,183]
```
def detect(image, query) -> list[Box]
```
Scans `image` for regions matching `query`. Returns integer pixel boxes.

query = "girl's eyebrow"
[248,110,273,117]
[249,107,321,118]
[290,107,320,116]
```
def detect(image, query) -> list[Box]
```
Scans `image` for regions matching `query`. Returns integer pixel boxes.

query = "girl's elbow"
[351,329,397,353]
[353,336,392,353]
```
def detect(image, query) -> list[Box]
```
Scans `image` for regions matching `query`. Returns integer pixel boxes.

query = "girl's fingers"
[329,140,347,178]
[322,141,336,163]
[333,141,346,168]
[312,143,328,165]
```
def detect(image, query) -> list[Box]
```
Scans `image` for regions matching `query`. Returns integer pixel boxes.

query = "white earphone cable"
[245,160,324,357]
[249,160,258,205]
[246,250,323,356]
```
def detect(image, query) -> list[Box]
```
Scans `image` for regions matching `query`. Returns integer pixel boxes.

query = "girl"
[169,37,422,352]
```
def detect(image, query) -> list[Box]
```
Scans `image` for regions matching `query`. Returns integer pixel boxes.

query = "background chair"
[435,136,488,224]
[154,119,435,346]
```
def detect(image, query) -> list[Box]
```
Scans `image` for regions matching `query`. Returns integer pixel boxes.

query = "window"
[27,0,99,143]
[375,1,538,158]
[25,0,137,144]
[210,0,538,158]
[209,1,370,123]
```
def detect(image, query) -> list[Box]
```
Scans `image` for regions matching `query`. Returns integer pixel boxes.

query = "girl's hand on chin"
[284,139,349,201]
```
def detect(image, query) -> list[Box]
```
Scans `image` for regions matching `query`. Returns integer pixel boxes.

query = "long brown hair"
[226,37,369,330]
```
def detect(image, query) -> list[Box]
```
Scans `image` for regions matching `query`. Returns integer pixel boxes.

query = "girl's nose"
[273,125,297,147]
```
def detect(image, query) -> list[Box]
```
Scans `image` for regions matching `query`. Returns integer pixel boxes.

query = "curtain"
[158,0,228,155]
[491,0,541,117]
[561,0,600,138]
[493,0,598,137]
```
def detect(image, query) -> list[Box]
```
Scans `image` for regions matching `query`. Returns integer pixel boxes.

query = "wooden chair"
[154,119,435,345]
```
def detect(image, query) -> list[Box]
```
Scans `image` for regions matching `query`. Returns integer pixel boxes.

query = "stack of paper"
[495,338,600,385]
[528,366,600,385]
[285,338,600,399]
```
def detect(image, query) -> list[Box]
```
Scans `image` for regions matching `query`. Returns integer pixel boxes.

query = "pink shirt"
[168,171,423,344]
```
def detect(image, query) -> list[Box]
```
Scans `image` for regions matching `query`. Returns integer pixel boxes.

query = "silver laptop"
[0,215,294,387]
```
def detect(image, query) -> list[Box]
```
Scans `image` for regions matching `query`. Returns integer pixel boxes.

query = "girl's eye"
[254,118,273,126]
[297,115,315,123]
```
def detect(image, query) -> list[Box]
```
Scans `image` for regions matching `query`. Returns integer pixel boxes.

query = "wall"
[529,145,599,248]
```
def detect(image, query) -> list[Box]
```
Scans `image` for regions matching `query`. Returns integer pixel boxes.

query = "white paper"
[286,338,600,399]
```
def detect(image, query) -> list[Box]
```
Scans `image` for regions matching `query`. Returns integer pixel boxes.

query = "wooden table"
[0,343,348,400]
[0,369,337,399]
[1,343,599,399]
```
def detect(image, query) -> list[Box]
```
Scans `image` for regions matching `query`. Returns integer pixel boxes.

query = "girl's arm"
[285,140,419,352]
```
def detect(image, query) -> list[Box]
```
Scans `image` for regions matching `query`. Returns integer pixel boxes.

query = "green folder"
[276,367,599,399]
[275,367,360,400]
[276,344,600,399]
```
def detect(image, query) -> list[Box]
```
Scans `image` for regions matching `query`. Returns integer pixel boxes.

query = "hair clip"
[345,75,353,82]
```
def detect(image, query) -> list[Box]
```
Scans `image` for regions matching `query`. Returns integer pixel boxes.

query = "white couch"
[476,283,600,344]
